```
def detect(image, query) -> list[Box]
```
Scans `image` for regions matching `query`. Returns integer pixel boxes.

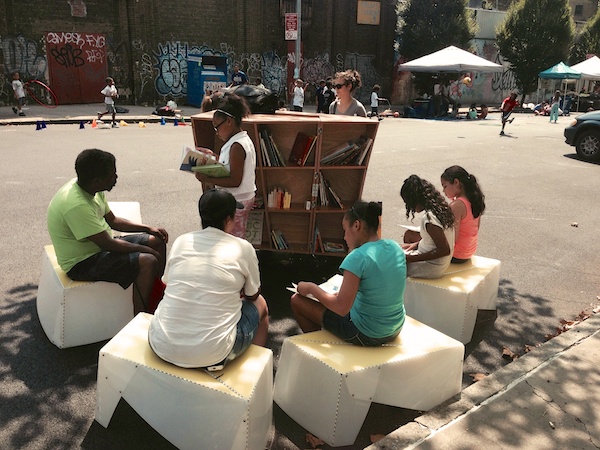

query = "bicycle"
[23,79,59,108]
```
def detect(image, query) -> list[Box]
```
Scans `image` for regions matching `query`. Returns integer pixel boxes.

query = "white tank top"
[217,130,256,201]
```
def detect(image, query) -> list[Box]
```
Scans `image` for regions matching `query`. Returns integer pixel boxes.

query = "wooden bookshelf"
[191,111,379,255]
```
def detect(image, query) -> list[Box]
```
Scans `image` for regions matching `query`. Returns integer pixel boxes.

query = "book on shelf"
[320,140,356,165]
[321,173,345,209]
[323,241,346,253]
[289,132,317,166]
[180,145,230,177]
[259,127,285,167]
[312,226,324,253]
[320,136,373,166]
[270,229,289,250]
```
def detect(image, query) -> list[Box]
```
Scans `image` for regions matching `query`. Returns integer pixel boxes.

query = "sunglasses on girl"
[334,83,348,89]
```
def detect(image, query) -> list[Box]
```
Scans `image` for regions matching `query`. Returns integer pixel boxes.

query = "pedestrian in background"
[329,69,366,117]
[292,79,305,112]
[97,77,119,128]
[11,71,26,116]
[549,90,561,123]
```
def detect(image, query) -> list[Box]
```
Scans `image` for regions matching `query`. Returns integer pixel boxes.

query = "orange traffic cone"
[91,119,97,128]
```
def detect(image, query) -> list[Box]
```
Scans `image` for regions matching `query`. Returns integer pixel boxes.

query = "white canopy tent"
[397,45,503,73]
[571,55,600,80]
[571,56,600,97]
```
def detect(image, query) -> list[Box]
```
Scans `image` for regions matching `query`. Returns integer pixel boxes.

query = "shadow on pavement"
[0,253,558,449]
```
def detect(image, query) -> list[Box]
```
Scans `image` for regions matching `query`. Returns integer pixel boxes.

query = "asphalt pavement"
[1,102,599,449]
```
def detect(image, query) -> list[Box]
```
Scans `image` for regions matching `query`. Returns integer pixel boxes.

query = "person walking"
[97,77,119,128]
[549,90,561,123]
[500,92,519,136]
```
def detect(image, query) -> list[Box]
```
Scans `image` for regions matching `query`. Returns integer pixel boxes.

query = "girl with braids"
[291,201,406,346]
[329,69,367,117]
[195,93,256,238]
[400,175,455,279]
[441,166,486,263]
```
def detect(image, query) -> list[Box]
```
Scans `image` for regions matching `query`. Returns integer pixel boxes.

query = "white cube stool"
[404,255,501,344]
[96,313,273,450]
[36,245,134,348]
[36,201,141,349]
[273,316,464,447]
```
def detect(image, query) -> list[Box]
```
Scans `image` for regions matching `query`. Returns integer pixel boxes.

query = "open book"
[286,274,343,301]
[180,145,230,178]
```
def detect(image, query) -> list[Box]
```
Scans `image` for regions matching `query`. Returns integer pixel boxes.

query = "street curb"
[365,313,600,450]
[0,116,184,126]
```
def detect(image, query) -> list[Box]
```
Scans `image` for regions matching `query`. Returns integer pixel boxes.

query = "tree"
[570,9,600,64]
[396,0,477,94]
[496,0,575,100]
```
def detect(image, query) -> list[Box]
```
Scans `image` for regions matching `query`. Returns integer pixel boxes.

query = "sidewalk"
[368,314,600,450]
[0,103,188,126]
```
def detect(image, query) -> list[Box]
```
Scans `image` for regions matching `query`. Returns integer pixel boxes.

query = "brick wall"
[1,0,396,106]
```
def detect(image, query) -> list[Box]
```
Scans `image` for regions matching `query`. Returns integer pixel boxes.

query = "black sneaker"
[12,107,17,115]
[500,130,505,136]
[18,112,25,116]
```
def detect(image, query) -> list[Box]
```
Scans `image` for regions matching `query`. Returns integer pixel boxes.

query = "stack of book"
[320,136,374,166]
[316,171,344,209]
[267,187,292,209]
[259,127,285,167]
[271,229,289,250]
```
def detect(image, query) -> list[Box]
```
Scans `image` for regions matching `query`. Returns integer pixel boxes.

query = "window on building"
[574,4,583,16]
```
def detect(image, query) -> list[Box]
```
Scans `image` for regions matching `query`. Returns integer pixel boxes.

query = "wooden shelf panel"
[189,112,379,255]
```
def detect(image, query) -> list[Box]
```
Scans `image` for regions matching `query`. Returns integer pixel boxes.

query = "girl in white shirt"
[400,174,455,279]
[195,94,256,238]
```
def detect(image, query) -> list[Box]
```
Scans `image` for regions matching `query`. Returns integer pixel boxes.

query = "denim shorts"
[67,234,148,289]
[217,300,259,368]
[322,309,400,347]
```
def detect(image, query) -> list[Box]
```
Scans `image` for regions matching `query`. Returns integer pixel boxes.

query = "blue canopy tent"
[537,62,581,110]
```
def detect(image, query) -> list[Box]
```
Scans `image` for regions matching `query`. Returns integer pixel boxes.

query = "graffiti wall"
[1,35,383,107]
[46,32,108,104]
[0,35,47,105]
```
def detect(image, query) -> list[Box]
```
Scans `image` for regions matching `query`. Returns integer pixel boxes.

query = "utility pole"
[294,0,301,79]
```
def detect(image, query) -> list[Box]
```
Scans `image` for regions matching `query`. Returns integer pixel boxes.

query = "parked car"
[564,110,600,162]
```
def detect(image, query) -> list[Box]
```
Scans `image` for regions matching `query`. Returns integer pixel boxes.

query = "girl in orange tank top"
[440,166,486,263]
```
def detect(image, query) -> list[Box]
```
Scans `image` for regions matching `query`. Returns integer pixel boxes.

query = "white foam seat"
[36,201,141,349]
[404,255,501,344]
[273,316,464,447]
[95,313,273,450]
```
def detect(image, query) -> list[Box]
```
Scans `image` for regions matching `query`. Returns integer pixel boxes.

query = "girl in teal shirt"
[291,201,406,346]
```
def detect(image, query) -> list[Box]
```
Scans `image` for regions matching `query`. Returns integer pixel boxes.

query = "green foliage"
[496,0,575,97]
[570,9,600,64]
[397,0,477,93]
[397,0,476,61]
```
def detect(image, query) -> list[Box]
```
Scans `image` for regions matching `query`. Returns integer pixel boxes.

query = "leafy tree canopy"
[496,0,574,98]
[397,0,477,61]
[570,9,600,64]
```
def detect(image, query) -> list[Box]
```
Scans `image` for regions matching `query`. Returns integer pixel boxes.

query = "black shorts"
[67,234,149,289]
[501,111,512,122]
